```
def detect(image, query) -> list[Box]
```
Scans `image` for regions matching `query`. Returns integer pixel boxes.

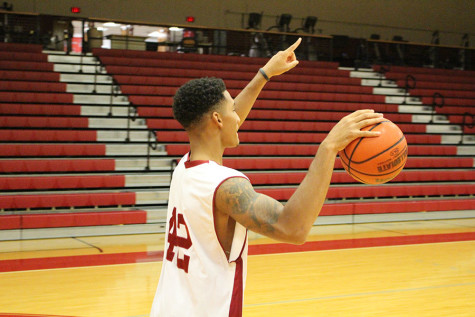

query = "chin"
[229,138,240,148]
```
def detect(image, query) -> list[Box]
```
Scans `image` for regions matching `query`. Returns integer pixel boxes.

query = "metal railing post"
[92,60,100,93]
[430,92,445,123]
[459,112,474,144]
[146,130,158,171]
[125,105,137,142]
[78,53,83,73]
[377,65,390,87]
[402,74,416,105]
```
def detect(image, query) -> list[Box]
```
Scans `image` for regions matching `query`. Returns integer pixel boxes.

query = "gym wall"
[5,0,475,46]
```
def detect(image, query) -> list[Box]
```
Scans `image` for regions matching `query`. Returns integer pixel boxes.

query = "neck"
[188,130,224,165]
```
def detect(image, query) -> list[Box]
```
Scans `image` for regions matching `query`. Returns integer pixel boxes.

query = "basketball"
[338,120,408,184]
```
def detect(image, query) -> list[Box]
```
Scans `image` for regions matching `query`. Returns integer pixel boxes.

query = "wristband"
[259,68,270,81]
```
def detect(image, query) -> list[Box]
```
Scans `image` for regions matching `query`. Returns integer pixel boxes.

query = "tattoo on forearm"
[221,178,282,234]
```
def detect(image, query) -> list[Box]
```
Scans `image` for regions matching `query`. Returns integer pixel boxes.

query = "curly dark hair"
[172,77,226,130]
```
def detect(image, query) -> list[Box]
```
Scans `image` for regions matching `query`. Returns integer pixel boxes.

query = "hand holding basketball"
[261,37,301,79]
[339,119,408,184]
[322,109,385,154]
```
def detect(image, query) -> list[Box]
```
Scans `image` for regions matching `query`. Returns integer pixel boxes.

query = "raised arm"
[215,110,385,244]
[234,38,302,127]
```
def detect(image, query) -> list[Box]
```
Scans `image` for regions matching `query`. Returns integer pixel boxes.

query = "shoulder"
[208,162,249,183]
[214,176,256,216]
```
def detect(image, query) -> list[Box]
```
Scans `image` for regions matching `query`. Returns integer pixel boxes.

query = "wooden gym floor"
[0,218,474,317]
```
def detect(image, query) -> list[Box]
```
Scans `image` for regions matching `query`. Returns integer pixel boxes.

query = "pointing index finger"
[286,37,302,52]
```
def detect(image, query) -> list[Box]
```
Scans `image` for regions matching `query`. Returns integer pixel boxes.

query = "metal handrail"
[108,79,120,116]
[92,60,103,93]
[125,104,138,142]
[402,74,416,105]
[430,92,445,123]
[145,129,158,171]
[377,65,390,87]
[459,112,475,144]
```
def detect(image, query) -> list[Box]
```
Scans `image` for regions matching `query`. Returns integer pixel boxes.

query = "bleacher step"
[399,105,433,113]
[73,94,129,105]
[60,73,113,84]
[47,54,98,64]
[0,223,164,240]
[412,114,449,123]
[97,130,149,141]
[361,79,398,87]
[115,158,174,171]
[54,64,107,73]
[373,87,406,95]
[144,207,168,223]
[386,96,422,104]
[89,118,146,129]
[349,71,381,79]
[105,144,166,156]
[125,174,171,187]
[136,190,169,204]
[67,83,120,94]
[426,124,462,134]
[339,67,373,72]
[457,146,475,156]
[441,135,475,144]
[81,105,128,116]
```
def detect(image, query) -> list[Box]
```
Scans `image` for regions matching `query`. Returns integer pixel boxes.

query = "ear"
[211,111,223,128]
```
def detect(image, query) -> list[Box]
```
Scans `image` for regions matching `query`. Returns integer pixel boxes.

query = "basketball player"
[150,38,384,316]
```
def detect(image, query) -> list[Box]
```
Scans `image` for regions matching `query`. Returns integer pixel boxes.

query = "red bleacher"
[157,130,442,144]
[0,192,136,210]
[247,171,475,186]
[257,183,475,200]
[0,70,60,82]
[166,144,460,156]
[0,129,96,141]
[0,116,88,128]
[0,144,106,157]
[0,103,82,116]
[0,175,125,190]
[221,157,474,170]
[0,43,474,237]
[321,199,475,216]
[0,210,147,230]
[0,43,43,52]
[148,118,427,133]
[0,81,67,93]
[0,159,115,173]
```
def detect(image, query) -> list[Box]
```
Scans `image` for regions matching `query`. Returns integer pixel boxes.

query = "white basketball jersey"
[150,153,249,317]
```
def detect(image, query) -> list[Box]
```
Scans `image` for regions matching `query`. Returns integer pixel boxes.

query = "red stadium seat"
[0,43,43,53]
[0,70,60,82]
[2,210,148,229]
[0,103,81,116]
[321,199,475,216]
[0,144,107,157]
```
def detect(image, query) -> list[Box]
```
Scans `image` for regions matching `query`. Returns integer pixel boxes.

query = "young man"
[150,38,384,316]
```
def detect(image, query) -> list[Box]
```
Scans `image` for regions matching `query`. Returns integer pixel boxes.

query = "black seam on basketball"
[347,144,408,177]
[350,135,405,165]
[348,160,405,177]
[339,149,351,165]
[346,121,384,174]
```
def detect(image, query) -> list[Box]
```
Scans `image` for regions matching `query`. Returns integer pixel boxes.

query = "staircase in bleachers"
[0,43,170,240]
[1,43,474,240]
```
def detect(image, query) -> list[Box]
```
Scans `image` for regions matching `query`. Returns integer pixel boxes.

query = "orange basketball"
[338,120,408,184]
